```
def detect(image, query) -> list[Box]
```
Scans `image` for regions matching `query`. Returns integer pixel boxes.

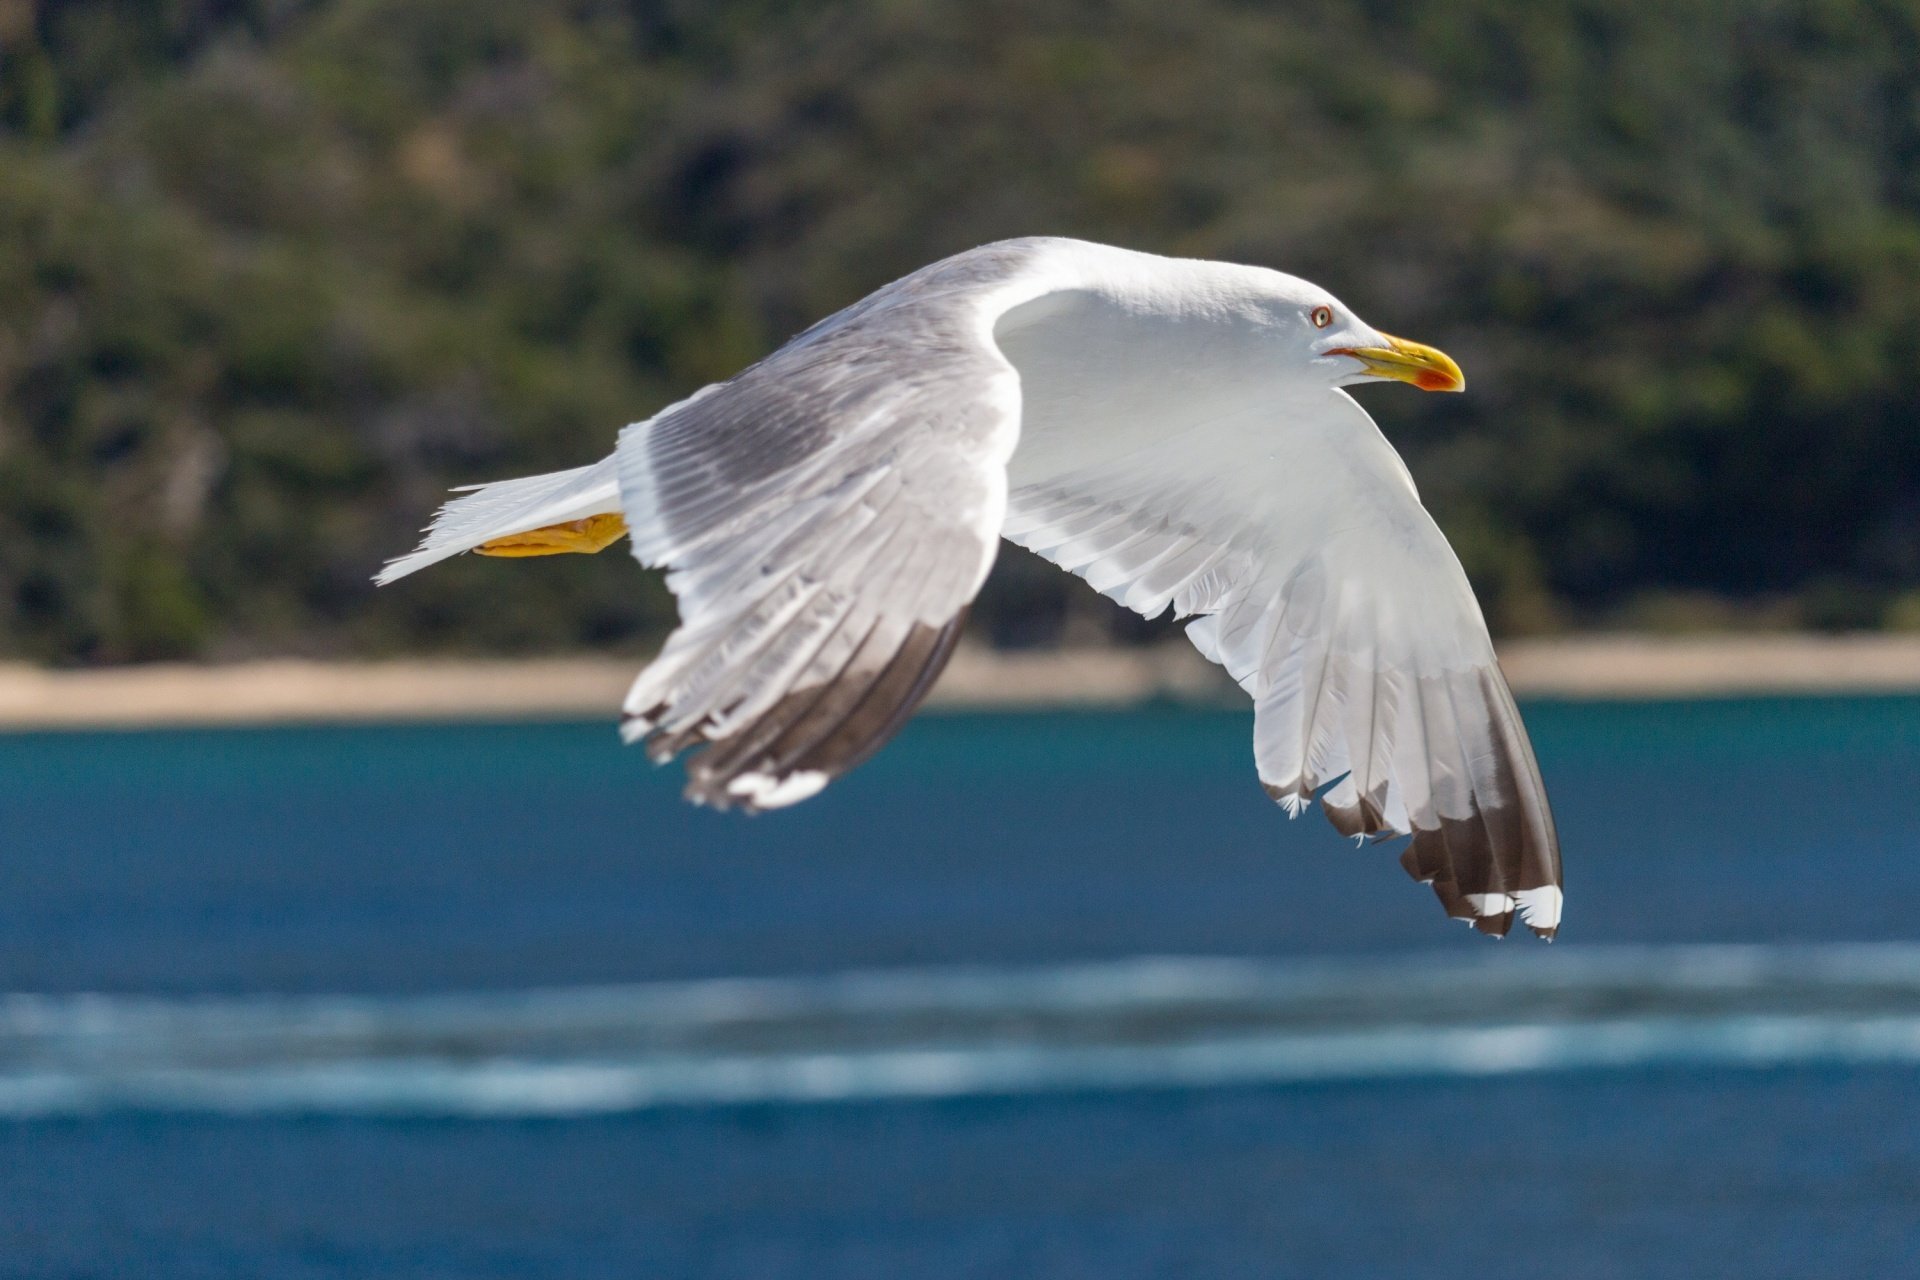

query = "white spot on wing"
[1515,885,1563,931]
[726,770,829,809]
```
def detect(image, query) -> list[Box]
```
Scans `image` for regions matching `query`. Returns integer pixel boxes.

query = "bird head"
[1293,294,1464,393]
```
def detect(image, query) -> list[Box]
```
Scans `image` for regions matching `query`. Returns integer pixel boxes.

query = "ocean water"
[2,699,1918,1277]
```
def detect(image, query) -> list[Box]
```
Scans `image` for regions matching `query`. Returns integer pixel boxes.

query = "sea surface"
[2,698,1918,1277]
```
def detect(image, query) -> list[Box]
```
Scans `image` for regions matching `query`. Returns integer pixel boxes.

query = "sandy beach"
[0,633,1913,730]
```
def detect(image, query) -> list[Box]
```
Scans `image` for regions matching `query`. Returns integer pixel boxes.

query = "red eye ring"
[1310,305,1334,329]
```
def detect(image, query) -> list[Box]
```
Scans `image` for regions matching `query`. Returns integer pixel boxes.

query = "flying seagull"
[379,238,1562,938]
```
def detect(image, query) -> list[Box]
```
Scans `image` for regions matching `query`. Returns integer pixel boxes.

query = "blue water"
[2,700,1919,1276]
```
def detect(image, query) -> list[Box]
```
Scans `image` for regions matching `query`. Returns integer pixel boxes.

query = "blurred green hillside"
[1,0,1917,662]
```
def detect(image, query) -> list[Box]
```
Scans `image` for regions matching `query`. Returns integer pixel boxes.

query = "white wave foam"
[5,945,1920,1118]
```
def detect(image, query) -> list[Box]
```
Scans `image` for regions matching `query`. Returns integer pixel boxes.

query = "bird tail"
[374,455,623,585]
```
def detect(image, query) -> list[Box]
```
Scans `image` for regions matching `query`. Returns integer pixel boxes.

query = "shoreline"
[0,633,1914,730]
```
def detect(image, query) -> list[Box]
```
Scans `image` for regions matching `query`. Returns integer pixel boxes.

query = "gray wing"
[614,241,1052,810]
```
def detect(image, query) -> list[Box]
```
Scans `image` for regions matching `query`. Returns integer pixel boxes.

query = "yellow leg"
[475,512,630,558]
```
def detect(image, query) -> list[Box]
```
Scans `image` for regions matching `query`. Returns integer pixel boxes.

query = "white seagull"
[379,238,1562,938]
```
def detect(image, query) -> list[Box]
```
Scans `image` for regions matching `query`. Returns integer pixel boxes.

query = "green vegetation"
[0,0,1916,662]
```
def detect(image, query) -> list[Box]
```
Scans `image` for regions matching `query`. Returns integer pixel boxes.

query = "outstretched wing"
[1001,311,1561,936]
[613,239,1065,810]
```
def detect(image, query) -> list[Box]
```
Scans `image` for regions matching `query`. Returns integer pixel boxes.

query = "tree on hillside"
[0,0,1916,661]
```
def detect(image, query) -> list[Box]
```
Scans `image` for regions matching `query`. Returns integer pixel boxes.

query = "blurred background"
[1,0,1918,661]
[2,3,1920,1277]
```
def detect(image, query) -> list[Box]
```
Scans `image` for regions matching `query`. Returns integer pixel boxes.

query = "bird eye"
[1309,305,1334,329]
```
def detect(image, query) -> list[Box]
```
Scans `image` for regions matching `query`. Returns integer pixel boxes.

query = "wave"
[6,944,1920,1117]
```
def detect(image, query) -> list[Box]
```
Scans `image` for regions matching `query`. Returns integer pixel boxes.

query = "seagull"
[378,238,1562,938]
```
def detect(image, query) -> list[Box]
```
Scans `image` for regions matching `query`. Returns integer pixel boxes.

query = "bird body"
[380,238,1562,938]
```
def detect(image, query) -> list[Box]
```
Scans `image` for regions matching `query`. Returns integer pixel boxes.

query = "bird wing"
[1002,338,1561,936]
[612,240,1070,810]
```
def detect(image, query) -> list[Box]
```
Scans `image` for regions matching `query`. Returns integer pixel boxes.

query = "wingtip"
[1516,885,1563,941]
[1473,911,1515,937]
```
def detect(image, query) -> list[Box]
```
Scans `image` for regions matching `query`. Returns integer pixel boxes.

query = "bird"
[378,237,1562,939]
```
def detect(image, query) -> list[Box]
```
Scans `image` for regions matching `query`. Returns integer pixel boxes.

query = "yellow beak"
[1328,333,1464,393]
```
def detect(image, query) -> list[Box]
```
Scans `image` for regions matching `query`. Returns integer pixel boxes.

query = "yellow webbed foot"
[475,512,629,558]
